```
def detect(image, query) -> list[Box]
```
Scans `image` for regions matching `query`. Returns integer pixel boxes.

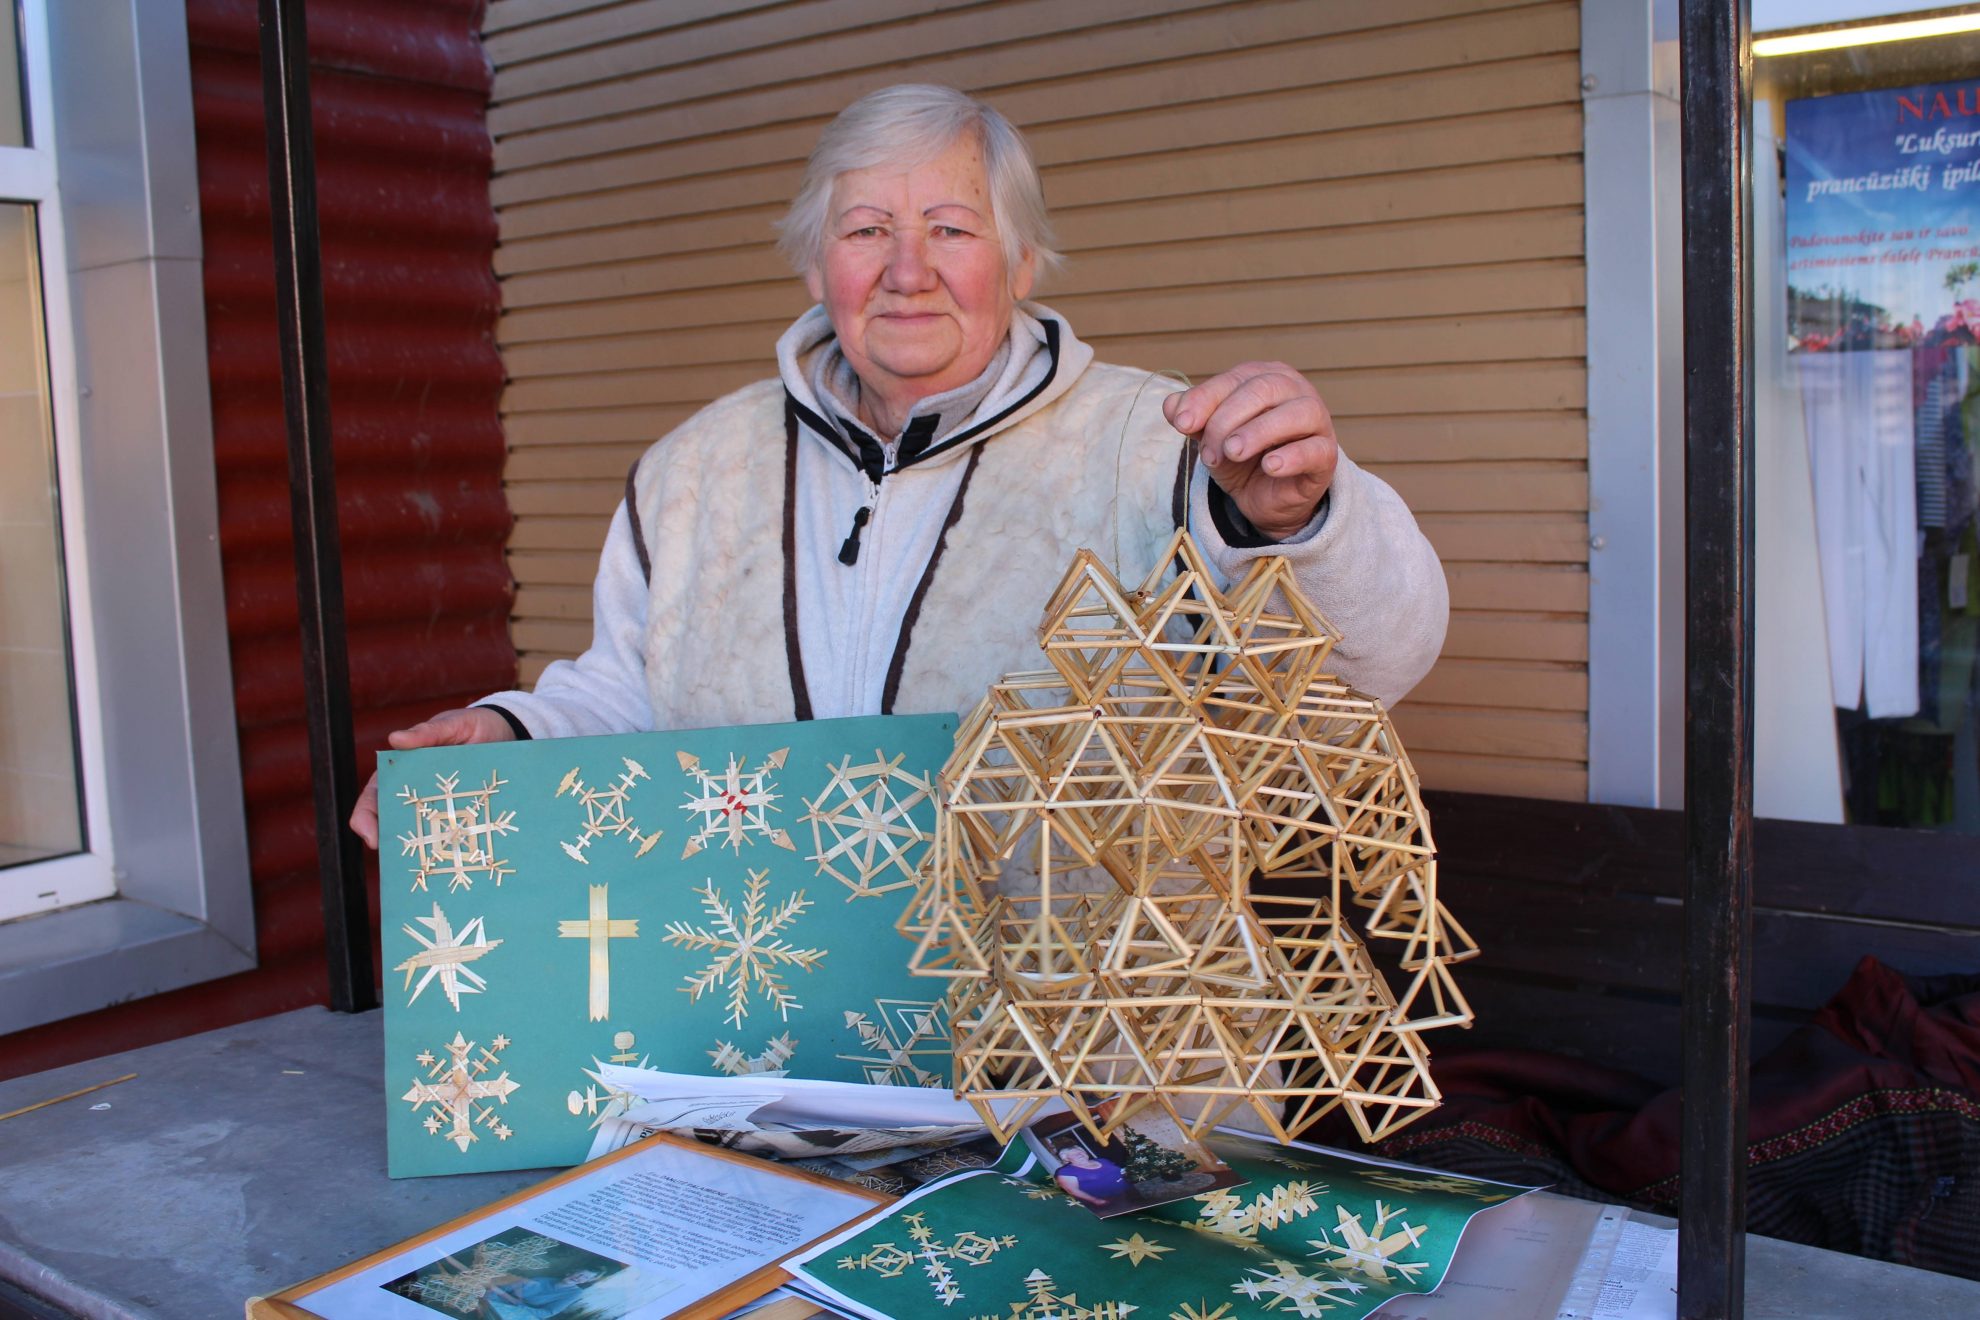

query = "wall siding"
[486,0,1589,800]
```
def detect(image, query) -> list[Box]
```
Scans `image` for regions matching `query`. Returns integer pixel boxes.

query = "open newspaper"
[581,1064,1039,1194]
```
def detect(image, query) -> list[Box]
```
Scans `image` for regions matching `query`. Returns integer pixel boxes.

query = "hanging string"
[1112,367,1195,585]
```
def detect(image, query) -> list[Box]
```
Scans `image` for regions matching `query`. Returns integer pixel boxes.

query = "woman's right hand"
[349,707,518,849]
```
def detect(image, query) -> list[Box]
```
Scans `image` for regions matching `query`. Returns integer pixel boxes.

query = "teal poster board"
[378,713,956,1178]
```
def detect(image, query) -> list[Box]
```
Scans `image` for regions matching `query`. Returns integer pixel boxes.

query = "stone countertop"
[2,1006,1980,1319]
[0,1007,544,1319]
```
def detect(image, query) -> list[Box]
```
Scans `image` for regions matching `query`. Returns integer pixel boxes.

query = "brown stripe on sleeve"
[1170,432,1193,530]
[624,459,652,582]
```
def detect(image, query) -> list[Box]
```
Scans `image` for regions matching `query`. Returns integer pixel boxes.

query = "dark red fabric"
[1810,958,1980,1096]
[1314,958,1980,1278]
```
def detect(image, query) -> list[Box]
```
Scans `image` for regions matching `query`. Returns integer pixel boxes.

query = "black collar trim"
[903,317,1062,468]
[779,318,1064,480]
[786,391,884,482]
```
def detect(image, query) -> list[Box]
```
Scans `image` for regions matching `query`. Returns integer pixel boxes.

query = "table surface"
[2,1006,1978,1319]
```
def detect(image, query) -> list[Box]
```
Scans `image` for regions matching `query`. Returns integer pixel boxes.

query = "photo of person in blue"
[479,1267,604,1320]
[1053,1143,1131,1209]
[1023,1106,1245,1218]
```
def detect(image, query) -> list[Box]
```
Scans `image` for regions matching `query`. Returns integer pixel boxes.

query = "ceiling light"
[1755,13,1980,55]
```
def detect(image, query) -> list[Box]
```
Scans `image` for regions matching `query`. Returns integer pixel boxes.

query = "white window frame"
[0,0,254,1033]
[0,0,116,918]
[1583,0,1687,809]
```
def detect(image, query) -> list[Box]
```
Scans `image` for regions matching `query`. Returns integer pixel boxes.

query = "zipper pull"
[838,505,873,565]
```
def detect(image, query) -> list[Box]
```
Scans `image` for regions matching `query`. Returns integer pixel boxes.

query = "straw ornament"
[901,530,1476,1146]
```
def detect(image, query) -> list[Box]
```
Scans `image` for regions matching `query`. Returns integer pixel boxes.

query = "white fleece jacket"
[481,304,1448,737]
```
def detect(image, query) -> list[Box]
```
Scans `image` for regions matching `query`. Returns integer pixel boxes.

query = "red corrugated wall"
[0,0,512,1079]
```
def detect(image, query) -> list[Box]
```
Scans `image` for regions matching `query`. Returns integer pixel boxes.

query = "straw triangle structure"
[902,531,1476,1146]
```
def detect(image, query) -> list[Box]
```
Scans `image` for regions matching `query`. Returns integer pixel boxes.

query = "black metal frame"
[256,0,376,1014]
[1678,0,1754,1315]
[251,0,1764,1301]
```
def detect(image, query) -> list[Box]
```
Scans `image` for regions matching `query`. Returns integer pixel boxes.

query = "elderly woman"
[352,84,1446,846]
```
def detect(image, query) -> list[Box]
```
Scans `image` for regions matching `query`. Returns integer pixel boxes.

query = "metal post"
[1677,0,1754,1316]
[257,0,377,1013]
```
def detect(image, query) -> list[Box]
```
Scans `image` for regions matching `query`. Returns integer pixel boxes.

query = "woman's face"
[806,134,1035,416]
[1058,1146,1097,1168]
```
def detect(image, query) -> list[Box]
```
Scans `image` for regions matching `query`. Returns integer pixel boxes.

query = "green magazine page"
[788,1131,1534,1319]
[378,713,956,1178]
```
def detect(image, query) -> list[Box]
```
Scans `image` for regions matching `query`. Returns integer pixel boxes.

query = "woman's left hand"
[1162,361,1338,541]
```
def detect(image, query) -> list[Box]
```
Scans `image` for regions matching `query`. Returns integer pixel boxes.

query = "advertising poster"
[1786,80,1980,351]
[1783,78,1980,837]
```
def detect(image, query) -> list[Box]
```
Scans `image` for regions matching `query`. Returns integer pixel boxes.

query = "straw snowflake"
[1100,1233,1174,1267]
[1185,1182,1325,1248]
[1363,1171,1514,1201]
[662,869,825,1027]
[970,1267,1138,1320]
[566,1030,649,1129]
[803,750,935,898]
[397,772,515,893]
[1307,1201,1429,1285]
[393,901,500,1011]
[678,748,798,858]
[710,1032,798,1076]
[556,757,662,862]
[1232,1261,1364,1317]
[840,998,948,1087]
[402,1031,519,1153]
[1170,1304,1234,1320]
[838,1211,1016,1307]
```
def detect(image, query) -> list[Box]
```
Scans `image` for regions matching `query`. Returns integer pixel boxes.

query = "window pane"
[0,203,81,866]
[1757,26,1980,831]
[0,2,22,148]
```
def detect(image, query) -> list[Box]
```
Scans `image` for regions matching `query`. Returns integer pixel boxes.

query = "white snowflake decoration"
[710,1032,797,1076]
[567,1030,649,1129]
[1185,1182,1326,1249]
[557,757,663,863]
[394,901,501,1011]
[802,750,935,898]
[662,868,825,1027]
[1170,1304,1234,1320]
[402,1031,520,1153]
[679,748,798,858]
[1307,1201,1430,1285]
[972,1267,1139,1320]
[1233,1261,1364,1317]
[1100,1233,1174,1267]
[397,772,516,893]
[840,998,949,1087]
[1363,1171,1515,1201]
[838,1211,1016,1307]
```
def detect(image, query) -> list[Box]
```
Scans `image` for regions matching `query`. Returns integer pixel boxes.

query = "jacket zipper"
[845,471,888,707]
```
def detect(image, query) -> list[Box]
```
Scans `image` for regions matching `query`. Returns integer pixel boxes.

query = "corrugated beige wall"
[484,0,1589,800]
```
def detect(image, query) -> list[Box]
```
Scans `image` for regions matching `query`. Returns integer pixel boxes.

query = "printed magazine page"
[785,1130,1537,1320]
[293,1137,881,1319]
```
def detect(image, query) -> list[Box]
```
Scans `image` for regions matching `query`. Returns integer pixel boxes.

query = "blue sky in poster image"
[1786,81,1980,329]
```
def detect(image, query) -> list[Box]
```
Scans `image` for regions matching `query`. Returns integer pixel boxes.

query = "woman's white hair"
[776,84,1063,284]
